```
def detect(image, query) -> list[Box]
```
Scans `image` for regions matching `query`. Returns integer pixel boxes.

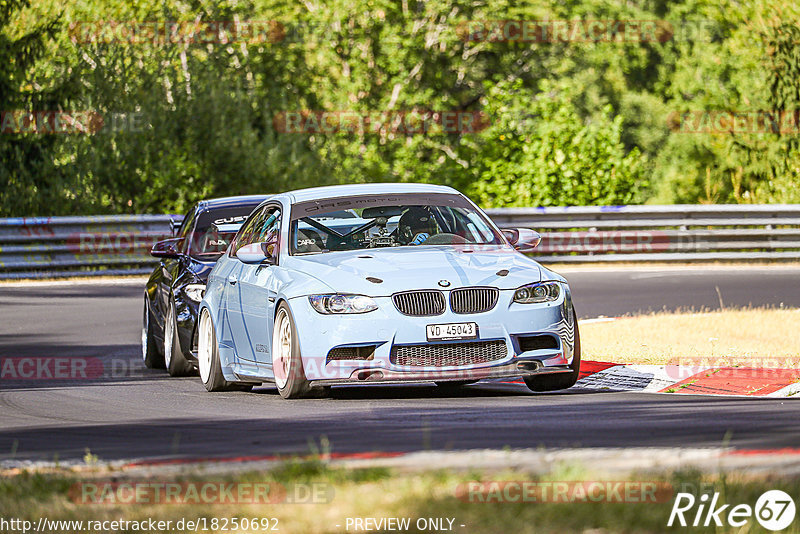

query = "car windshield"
[289,193,504,255]
[187,207,259,260]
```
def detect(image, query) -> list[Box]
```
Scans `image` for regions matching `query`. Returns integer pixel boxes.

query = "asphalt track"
[1,266,799,464]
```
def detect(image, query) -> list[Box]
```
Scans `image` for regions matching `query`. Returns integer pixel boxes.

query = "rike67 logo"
[668,490,796,531]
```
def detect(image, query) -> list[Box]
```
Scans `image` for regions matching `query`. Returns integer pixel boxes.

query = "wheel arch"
[198,301,225,352]
[272,297,312,377]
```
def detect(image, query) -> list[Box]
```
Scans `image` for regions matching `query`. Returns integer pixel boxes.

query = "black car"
[142,195,269,376]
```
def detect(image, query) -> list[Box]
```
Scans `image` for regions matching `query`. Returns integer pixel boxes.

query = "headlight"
[513,282,560,304]
[184,284,206,303]
[309,294,378,314]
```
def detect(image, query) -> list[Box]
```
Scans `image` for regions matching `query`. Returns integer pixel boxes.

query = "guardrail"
[485,204,800,263]
[1,205,799,279]
[0,215,177,279]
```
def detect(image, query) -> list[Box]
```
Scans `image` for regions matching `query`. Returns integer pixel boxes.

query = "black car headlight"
[184,284,206,303]
[513,282,560,304]
[309,294,378,314]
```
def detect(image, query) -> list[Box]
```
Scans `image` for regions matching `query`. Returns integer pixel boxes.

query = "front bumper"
[308,359,572,387]
[288,282,576,384]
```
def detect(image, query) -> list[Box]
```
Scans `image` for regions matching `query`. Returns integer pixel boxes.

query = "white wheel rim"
[198,311,212,384]
[164,303,174,367]
[141,305,149,361]
[272,309,291,389]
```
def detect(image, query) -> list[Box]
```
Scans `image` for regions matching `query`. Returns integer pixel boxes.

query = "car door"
[157,206,197,337]
[238,205,282,369]
[226,206,269,362]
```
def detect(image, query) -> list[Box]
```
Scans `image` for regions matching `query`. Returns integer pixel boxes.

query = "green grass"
[2,461,800,533]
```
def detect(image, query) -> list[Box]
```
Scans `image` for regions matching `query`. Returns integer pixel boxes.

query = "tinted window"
[185,205,261,260]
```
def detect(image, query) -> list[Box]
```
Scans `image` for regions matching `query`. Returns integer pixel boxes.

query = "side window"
[230,205,282,256]
[177,208,198,253]
[230,207,268,255]
[255,207,281,244]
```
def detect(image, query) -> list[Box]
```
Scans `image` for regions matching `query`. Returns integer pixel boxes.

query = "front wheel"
[164,298,195,377]
[272,303,316,399]
[142,298,165,369]
[197,309,252,392]
[523,306,581,392]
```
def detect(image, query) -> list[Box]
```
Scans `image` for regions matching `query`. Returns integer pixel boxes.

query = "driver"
[398,207,438,245]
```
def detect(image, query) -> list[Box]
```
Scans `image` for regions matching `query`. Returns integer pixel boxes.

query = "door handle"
[228,275,238,285]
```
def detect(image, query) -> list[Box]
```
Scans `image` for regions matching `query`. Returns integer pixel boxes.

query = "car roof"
[197,195,271,210]
[283,183,459,203]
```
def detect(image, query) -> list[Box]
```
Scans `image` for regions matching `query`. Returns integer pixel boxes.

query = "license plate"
[426,322,478,341]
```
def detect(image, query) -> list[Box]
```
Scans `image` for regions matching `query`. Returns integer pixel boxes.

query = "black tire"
[523,306,581,392]
[164,298,195,377]
[142,298,165,369]
[198,309,253,392]
[273,302,321,399]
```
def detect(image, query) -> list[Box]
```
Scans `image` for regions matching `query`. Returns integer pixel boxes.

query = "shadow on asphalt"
[2,393,799,464]
[250,383,614,400]
[0,340,177,391]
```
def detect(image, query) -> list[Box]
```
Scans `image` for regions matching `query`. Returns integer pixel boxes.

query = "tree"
[467,80,646,207]
[0,0,64,216]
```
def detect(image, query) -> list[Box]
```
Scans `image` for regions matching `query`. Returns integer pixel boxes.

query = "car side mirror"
[502,228,541,253]
[151,237,184,258]
[236,239,278,264]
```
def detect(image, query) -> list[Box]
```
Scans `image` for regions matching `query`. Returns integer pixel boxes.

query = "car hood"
[289,245,543,296]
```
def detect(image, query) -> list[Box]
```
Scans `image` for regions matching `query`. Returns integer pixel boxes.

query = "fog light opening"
[356,370,384,381]
[517,361,542,372]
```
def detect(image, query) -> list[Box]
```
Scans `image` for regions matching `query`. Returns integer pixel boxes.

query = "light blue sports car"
[197,183,580,399]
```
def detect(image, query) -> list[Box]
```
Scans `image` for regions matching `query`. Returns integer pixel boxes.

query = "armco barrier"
[484,204,800,263]
[1,205,799,279]
[0,215,177,279]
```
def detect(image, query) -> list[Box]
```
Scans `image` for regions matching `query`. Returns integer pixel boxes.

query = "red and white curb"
[576,361,800,397]
[573,316,800,397]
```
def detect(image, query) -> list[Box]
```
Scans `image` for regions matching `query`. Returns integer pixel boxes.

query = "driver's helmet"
[398,207,437,244]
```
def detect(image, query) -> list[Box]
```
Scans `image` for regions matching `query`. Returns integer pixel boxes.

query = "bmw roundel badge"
[438,280,451,287]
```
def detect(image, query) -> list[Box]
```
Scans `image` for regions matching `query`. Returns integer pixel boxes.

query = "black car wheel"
[523,305,581,392]
[164,298,195,377]
[142,298,165,369]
